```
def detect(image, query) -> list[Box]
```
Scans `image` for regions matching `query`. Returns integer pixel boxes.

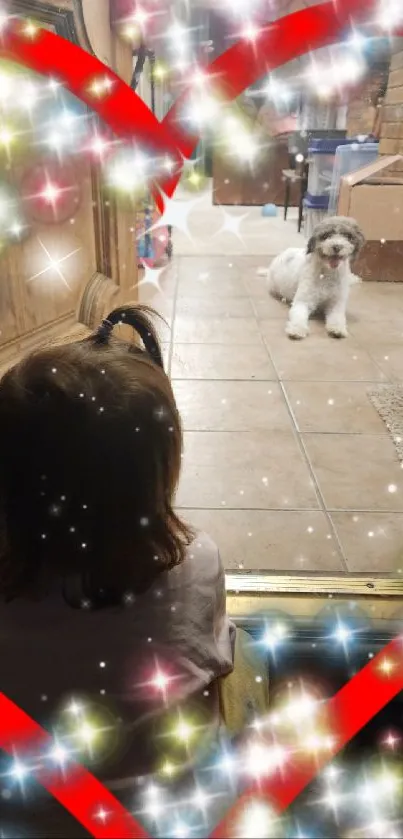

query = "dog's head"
[307,216,365,269]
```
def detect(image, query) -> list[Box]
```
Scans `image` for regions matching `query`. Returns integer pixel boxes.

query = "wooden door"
[0,0,137,367]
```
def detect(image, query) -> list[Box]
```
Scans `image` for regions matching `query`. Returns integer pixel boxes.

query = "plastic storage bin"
[306,138,352,202]
[327,141,379,214]
[303,197,328,241]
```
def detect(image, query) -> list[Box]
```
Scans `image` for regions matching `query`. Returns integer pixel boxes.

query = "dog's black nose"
[332,244,341,254]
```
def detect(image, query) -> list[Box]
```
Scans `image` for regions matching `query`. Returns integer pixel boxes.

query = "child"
[0,306,235,828]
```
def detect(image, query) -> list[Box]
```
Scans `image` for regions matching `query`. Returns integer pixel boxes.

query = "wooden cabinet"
[213,137,301,208]
[0,0,137,368]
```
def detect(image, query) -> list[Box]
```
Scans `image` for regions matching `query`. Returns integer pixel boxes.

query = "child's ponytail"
[94,305,165,370]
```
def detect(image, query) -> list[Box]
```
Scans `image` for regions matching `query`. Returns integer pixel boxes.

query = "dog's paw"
[327,323,348,339]
[286,322,309,340]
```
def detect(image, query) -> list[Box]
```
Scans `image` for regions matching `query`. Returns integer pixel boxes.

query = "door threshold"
[225,572,402,597]
[225,573,403,621]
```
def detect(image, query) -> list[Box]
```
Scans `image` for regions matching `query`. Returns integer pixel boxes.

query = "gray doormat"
[368,384,403,462]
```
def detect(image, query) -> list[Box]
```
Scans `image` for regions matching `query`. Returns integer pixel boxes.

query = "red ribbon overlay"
[1,1,403,836]
[0,635,402,838]
[0,0,394,212]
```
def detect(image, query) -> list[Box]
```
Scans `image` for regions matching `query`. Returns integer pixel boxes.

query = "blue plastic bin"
[306,138,353,201]
[328,142,379,214]
[303,196,328,240]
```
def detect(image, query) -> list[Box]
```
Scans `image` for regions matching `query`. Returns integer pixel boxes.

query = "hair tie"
[94,306,164,369]
[96,318,114,343]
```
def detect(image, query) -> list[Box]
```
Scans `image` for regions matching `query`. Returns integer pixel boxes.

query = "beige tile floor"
[140,254,403,578]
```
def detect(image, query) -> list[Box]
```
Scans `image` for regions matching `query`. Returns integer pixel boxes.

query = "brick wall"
[346,66,388,137]
[380,49,403,167]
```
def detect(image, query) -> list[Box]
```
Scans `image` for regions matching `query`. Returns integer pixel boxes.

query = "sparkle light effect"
[0,124,16,151]
[41,108,88,157]
[0,58,179,245]
[151,667,171,698]
[76,721,98,753]
[121,9,148,44]
[216,207,250,241]
[174,718,195,745]
[106,148,150,195]
[0,184,25,244]
[67,699,83,717]
[185,91,221,130]
[95,806,109,824]
[221,113,260,165]
[88,75,114,99]
[148,192,204,241]
[333,622,351,644]
[53,697,118,768]
[379,657,396,676]
[236,799,280,839]
[0,6,390,252]
[332,618,355,658]
[9,758,28,784]
[87,131,114,160]
[153,60,170,83]
[40,180,62,207]
[382,731,401,751]
[49,740,70,769]
[348,29,368,52]
[262,621,289,652]
[241,22,261,44]
[165,20,193,73]
[0,8,402,832]
[305,52,366,99]
[183,166,207,192]
[244,740,288,780]
[26,236,81,290]
[106,147,181,203]
[0,626,402,838]
[0,6,8,33]
[216,0,263,22]
[378,0,403,30]
[264,77,293,107]
[22,19,39,40]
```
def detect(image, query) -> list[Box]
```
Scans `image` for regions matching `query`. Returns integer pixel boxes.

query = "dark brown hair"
[0,305,193,604]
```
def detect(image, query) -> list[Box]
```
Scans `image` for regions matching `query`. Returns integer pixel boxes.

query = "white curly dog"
[264,216,365,340]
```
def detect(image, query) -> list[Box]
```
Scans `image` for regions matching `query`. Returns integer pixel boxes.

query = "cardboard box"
[338,155,403,281]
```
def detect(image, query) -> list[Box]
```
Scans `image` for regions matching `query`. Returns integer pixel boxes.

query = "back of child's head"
[0,306,192,603]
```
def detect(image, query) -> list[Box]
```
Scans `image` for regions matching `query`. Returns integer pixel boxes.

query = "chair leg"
[284,179,290,221]
[298,181,306,233]
[298,197,303,233]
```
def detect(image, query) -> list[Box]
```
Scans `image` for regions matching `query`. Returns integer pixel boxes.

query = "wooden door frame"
[3,0,137,345]
[8,1,92,50]
[9,0,112,281]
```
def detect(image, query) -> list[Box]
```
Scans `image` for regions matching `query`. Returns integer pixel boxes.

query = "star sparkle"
[216,207,249,241]
[26,237,81,290]
[137,261,166,294]
[149,193,204,240]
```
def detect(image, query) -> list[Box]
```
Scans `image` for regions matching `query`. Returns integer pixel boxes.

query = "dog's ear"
[306,234,316,254]
[352,225,365,257]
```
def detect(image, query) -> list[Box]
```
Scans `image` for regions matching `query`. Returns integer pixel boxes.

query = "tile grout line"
[166,260,398,574]
[177,505,403,514]
[280,378,351,573]
[251,310,350,569]
[171,374,396,383]
[180,429,389,436]
[258,330,350,573]
[236,301,350,558]
[166,258,181,378]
